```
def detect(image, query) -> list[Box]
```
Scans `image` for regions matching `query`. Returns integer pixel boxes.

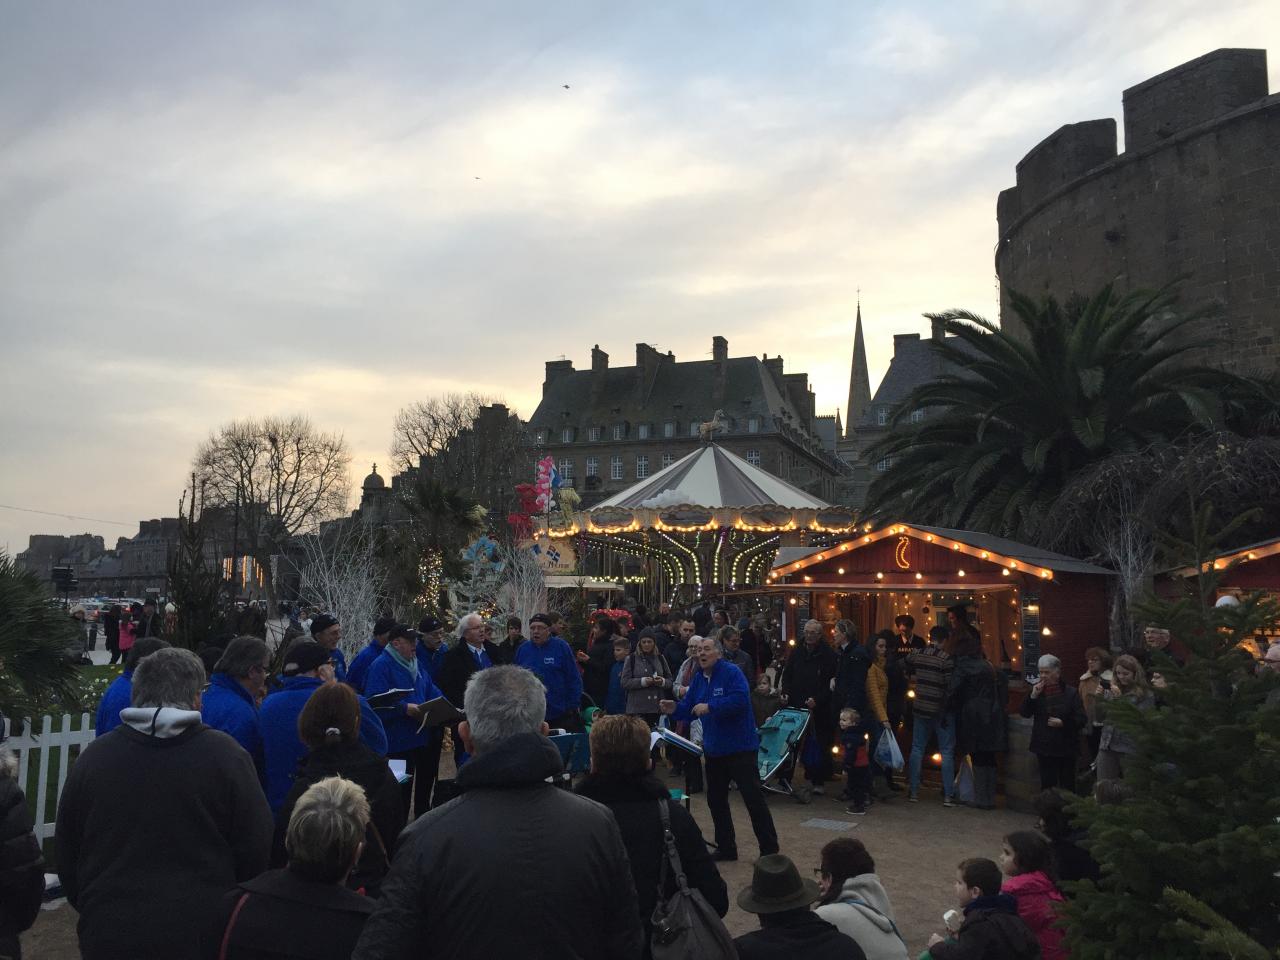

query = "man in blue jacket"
[309,613,348,682]
[514,613,584,731]
[346,616,397,693]
[259,642,387,813]
[94,638,168,736]
[660,635,778,861]
[201,636,269,774]
[364,624,445,817]
[414,616,450,683]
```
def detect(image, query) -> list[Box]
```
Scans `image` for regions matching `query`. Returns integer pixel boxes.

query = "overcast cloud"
[2,0,1278,552]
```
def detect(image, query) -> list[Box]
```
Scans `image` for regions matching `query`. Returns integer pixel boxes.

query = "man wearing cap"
[347,616,397,694]
[364,625,445,817]
[135,597,164,639]
[733,854,864,959]
[660,636,778,862]
[514,613,584,731]
[309,613,347,683]
[415,616,449,683]
[259,641,388,813]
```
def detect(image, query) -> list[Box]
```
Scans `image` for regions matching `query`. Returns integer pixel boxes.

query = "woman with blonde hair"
[1095,653,1154,781]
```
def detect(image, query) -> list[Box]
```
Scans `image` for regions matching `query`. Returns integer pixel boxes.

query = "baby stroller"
[757,706,813,803]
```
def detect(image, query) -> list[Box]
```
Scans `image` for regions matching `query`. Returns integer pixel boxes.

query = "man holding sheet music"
[660,636,779,862]
[364,624,446,817]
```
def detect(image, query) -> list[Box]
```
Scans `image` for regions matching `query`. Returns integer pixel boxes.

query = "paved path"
[25,771,1031,957]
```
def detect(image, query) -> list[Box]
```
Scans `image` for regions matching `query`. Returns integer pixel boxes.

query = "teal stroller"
[757,706,813,803]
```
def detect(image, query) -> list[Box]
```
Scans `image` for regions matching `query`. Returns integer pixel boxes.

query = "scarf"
[387,644,419,680]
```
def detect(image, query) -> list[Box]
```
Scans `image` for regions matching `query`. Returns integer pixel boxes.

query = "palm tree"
[0,552,80,718]
[863,285,1242,542]
[383,474,487,617]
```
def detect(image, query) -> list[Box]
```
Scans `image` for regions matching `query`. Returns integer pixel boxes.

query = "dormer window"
[612,424,626,441]
[663,421,676,438]
[876,408,889,426]
[535,429,548,445]
[561,427,575,443]
[588,426,602,442]
[747,417,760,433]
[910,409,924,423]
[637,423,651,440]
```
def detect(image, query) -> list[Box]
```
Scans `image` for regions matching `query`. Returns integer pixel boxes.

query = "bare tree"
[194,415,351,605]
[494,542,547,638]
[294,520,386,663]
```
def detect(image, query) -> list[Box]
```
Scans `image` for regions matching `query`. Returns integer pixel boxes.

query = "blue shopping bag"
[874,729,904,770]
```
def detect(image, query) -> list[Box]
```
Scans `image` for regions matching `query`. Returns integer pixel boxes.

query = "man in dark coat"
[1,711,44,960]
[353,665,643,959]
[733,855,865,960]
[436,611,509,765]
[780,620,838,790]
[134,597,165,639]
[928,857,1040,960]
[56,648,273,960]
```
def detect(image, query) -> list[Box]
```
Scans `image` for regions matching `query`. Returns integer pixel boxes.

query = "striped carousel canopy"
[594,444,830,511]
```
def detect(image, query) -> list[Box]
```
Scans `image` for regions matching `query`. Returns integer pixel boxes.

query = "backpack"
[650,799,738,960]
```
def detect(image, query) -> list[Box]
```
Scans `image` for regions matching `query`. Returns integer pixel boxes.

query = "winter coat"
[780,642,838,717]
[575,773,727,953]
[929,893,1041,960]
[134,612,164,639]
[866,656,890,725]
[272,740,406,896]
[0,751,44,960]
[1098,689,1156,756]
[201,672,264,770]
[835,640,872,714]
[1019,684,1087,757]
[620,649,672,715]
[260,677,388,813]
[435,640,508,709]
[204,867,375,960]
[345,639,386,693]
[55,710,272,960]
[94,670,133,736]
[605,660,628,714]
[582,638,617,707]
[671,659,759,757]
[1050,832,1100,886]
[363,651,442,754]
[814,873,909,960]
[351,732,643,960]
[752,689,783,727]
[1002,871,1066,960]
[413,640,448,684]
[1077,669,1112,727]
[118,619,136,652]
[725,647,755,680]
[734,911,866,960]
[948,655,1009,755]
[513,636,584,721]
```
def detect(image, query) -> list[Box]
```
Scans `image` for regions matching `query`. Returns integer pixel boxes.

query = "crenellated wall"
[996,49,1280,377]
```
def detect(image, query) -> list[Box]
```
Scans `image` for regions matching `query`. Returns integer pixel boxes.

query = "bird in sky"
[563,84,570,89]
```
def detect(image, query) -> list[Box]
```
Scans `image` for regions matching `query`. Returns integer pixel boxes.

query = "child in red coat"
[1000,830,1067,960]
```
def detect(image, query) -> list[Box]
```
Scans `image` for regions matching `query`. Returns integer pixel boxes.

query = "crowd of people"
[5,595,1274,960]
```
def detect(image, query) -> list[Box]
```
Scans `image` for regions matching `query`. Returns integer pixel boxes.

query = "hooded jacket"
[55,710,272,960]
[814,873,909,960]
[201,672,264,768]
[259,676,388,812]
[929,893,1042,960]
[1002,871,1066,960]
[671,658,758,757]
[0,750,44,959]
[352,732,643,960]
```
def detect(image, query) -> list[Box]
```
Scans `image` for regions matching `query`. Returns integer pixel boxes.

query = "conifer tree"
[1063,505,1280,958]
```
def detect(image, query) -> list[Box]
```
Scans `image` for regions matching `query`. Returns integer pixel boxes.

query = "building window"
[561,427,574,443]
[558,459,574,480]
[585,457,599,477]
[747,449,761,467]
[610,456,624,480]
[690,421,701,437]
[636,456,649,479]
[535,429,547,445]
[612,424,626,441]
[910,409,924,423]
[637,423,651,440]
[877,457,893,472]
[876,408,889,426]
[747,417,760,434]
[588,426,602,442]
[661,453,674,469]
[663,421,676,438]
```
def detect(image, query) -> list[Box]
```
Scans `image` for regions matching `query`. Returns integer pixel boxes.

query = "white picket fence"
[6,713,95,844]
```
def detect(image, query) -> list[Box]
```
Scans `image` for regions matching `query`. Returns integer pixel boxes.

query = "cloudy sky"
[2,0,1277,554]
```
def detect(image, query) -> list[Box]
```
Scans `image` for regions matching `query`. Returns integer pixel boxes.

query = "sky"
[2,0,1278,554]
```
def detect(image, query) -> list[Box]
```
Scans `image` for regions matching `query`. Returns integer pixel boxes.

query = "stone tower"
[844,301,871,439]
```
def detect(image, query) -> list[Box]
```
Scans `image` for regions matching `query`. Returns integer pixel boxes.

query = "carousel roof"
[595,444,830,511]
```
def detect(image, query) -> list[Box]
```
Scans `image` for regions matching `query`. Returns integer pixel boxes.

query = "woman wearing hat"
[734,854,866,959]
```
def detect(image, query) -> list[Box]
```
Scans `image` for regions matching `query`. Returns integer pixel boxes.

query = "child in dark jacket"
[926,857,1040,960]
[839,707,872,816]
[751,675,783,727]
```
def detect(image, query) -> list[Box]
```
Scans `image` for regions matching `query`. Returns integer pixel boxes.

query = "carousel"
[538,443,860,607]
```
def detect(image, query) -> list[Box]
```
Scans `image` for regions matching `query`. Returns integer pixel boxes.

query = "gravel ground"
[25,770,1031,958]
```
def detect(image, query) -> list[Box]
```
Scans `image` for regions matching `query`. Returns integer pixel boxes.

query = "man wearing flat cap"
[514,612,584,731]
[309,613,347,682]
[733,854,865,960]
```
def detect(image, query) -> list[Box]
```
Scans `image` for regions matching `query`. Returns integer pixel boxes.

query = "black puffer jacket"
[948,655,1009,755]
[929,894,1041,960]
[575,773,727,953]
[835,641,871,715]
[1,750,44,960]
[272,740,406,896]
[352,732,643,960]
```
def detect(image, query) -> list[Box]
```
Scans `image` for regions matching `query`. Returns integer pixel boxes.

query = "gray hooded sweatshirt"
[814,873,909,960]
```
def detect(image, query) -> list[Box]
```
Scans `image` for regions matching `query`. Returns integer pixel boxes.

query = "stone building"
[527,337,846,507]
[996,48,1280,376]
[15,533,106,592]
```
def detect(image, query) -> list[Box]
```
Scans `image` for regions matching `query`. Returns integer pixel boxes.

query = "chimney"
[892,333,921,356]
[635,343,662,402]
[931,317,946,341]
[591,344,609,373]
[543,359,575,397]
[712,335,728,362]
[762,354,784,388]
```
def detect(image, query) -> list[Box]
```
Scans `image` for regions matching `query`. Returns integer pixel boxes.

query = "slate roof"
[857,334,981,427]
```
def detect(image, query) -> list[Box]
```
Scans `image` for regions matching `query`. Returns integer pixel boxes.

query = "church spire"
[844,296,871,438]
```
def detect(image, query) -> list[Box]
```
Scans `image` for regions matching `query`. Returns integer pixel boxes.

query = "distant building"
[15,533,106,593]
[527,336,846,507]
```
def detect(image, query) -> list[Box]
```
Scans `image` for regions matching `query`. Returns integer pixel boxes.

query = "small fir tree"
[1063,504,1280,958]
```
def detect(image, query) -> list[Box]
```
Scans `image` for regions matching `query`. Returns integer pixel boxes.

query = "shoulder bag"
[650,799,737,960]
